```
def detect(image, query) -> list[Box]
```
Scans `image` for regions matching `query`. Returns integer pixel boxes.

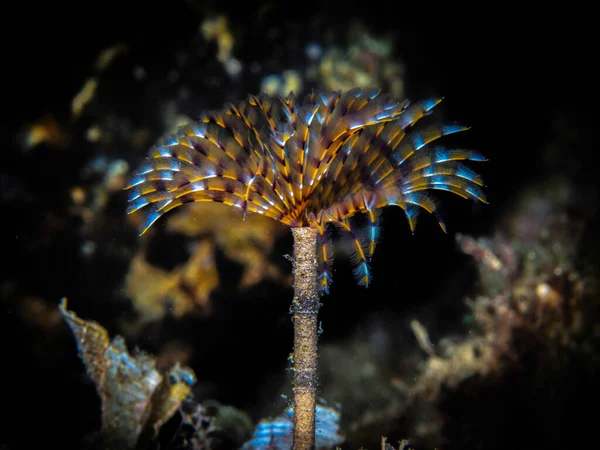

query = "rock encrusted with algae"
[411,179,599,399]
[59,298,196,449]
[316,178,599,448]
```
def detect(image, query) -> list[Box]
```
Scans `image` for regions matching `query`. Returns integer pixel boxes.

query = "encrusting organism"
[126,88,487,449]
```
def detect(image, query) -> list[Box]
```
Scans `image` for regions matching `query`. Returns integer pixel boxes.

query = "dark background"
[2,1,596,449]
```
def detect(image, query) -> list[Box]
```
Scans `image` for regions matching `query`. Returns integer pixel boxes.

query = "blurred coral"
[168,203,290,288]
[260,71,303,97]
[401,179,599,446]
[124,241,219,327]
[201,15,242,78]
[312,23,404,97]
[260,21,404,102]
[122,202,290,330]
[18,114,69,151]
[415,179,599,392]
[317,178,599,449]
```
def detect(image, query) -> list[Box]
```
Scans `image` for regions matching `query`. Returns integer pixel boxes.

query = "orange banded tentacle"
[404,192,447,233]
[307,212,333,293]
[362,192,381,259]
[339,218,372,287]
[403,176,488,204]
[375,124,470,187]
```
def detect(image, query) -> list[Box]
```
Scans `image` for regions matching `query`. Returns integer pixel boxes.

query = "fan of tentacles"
[126,88,486,293]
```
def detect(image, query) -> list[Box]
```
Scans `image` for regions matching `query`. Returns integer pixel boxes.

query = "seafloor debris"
[59,298,196,449]
[242,403,344,450]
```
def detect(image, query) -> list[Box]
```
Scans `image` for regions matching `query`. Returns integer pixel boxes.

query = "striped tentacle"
[371,145,487,232]
[322,122,388,203]
[229,97,296,210]
[125,139,229,207]
[370,185,413,232]
[198,111,276,218]
[400,147,486,199]
[172,121,260,190]
[394,97,443,129]
[375,183,450,233]
[373,123,470,187]
[317,191,380,279]
[302,132,359,213]
[314,92,413,200]
[318,187,372,226]
[404,191,447,232]
[285,103,320,204]
[361,191,381,259]
[307,89,408,199]
[386,144,484,179]
[318,98,442,204]
[308,212,334,293]
[385,147,487,201]
[318,88,379,142]
[224,100,269,160]
[301,91,346,198]
[125,118,289,234]
[403,174,488,203]
[358,98,442,184]
[244,93,278,130]
[127,170,282,234]
[338,218,372,287]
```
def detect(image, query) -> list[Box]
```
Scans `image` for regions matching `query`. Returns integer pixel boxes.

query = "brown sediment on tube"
[291,227,320,450]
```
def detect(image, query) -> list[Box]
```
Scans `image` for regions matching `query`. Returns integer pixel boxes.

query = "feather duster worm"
[126,88,486,449]
[126,88,486,292]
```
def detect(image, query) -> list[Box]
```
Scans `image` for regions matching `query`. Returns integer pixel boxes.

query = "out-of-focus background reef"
[2,2,598,449]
